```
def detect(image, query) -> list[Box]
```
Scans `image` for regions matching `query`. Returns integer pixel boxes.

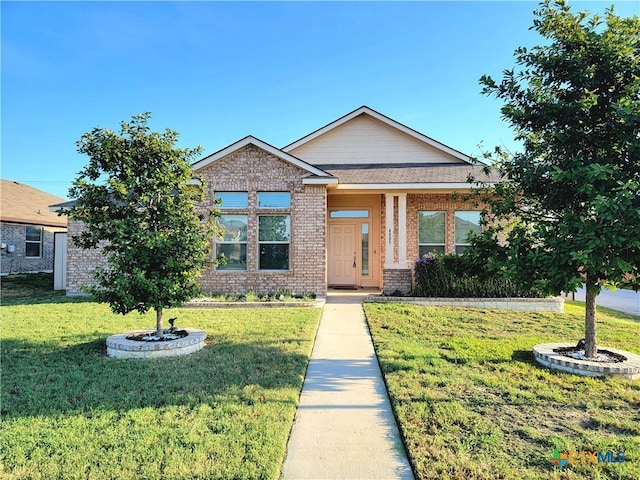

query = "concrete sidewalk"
[282,292,414,480]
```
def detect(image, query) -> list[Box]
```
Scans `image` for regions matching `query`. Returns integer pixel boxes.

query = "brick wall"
[198,145,327,297]
[1,222,66,275]
[65,220,108,294]
[406,193,484,260]
[382,268,412,295]
[64,145,328,297]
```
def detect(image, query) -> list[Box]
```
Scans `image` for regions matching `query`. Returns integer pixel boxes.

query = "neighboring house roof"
[191,136,338,185]
[1,179,67,228]
[283,105,471,165]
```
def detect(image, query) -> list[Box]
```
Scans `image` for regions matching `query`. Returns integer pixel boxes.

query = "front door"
[328,224,356,287]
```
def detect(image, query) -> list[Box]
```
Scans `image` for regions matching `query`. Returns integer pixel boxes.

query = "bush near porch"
[413,253,543,298]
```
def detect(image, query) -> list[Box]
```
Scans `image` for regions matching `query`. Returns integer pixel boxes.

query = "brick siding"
[198,145,327,297]
[65,145,328,297]
[1,222,66,275]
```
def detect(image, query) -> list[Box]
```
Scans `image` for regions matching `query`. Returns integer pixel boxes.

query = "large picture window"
[455,211,482,253]
[216,215,248,270]
[258,215,290,270]
[418,211,445,255]
[25,226,42,258]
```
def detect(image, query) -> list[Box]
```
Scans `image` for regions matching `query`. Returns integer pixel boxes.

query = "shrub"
[412,253,543,298]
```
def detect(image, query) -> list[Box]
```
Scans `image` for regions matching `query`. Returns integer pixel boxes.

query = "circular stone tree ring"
[106,328,207,359]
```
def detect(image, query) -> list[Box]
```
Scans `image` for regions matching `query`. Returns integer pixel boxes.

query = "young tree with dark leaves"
[69,113,218,338]
[474,0,639,358]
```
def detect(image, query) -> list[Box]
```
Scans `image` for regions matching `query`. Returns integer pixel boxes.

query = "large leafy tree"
[69,113,217,338]
[474,0,639,357]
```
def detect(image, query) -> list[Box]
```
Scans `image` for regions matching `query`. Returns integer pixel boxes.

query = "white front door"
[328,224,356,286]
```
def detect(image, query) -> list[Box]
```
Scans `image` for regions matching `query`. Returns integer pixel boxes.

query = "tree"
[69,113,218,338]
[473,0,640,357]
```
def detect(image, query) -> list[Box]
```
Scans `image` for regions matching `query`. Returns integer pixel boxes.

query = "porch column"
[385,193,395,267]
[397,193,407,265]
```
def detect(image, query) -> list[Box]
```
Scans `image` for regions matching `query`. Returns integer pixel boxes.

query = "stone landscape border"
[106,328,207,359]
[184,298,326,308]
[533,343,640,380]
[366,296,564,312]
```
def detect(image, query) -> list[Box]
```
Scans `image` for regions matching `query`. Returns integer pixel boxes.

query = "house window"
[215,192,248,209]
[418,211,445,255]
[361,223,369,276]
[25,226,42,258]
[330,210,369,218]
[258,215,290,270]
[258,192,290,209]
[216,215,248,270]
[455,211,482,254]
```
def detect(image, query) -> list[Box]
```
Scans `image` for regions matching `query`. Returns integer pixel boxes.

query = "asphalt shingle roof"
[1,180,68,227]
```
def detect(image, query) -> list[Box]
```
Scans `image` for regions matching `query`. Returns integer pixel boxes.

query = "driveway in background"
[574,286,640,317]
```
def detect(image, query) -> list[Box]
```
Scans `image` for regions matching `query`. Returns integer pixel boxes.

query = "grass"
[1,274,321,480]
[365,302,640,480]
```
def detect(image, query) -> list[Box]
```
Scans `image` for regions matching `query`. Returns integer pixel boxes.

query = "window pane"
[361,223,369,276]
[216,215,247,242]
[419,245,445,256]
[26,226,42,242]
[258,192,290,208]
[259,216,290,242]
[455,211,481,244]
[259,244,289,270]
[25,242,41,257]
[418,212,445,244]
[216,243,247,270]
[330,210,369,218]
[215,192,248,209]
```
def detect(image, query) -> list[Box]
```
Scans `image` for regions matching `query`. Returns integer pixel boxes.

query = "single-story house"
[1,179,68,275]
[60,106,499,296]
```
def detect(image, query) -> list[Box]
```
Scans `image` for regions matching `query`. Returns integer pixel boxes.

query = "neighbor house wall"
[197,145,327,297]
[65,220,108,295]
[1,222,66,275]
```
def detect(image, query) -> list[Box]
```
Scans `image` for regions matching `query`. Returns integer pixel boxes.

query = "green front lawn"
[1,290,321,479]
[365,302,640,480]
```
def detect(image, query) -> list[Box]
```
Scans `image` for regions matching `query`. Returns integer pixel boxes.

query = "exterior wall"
[288,115,465,166]
[406,193,483,260]
[65,220,108,294]
[197,145,327,297]
[382,269,412,295]
[1,222,66,275]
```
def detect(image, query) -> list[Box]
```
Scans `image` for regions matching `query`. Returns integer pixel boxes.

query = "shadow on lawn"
[1,335,309,418]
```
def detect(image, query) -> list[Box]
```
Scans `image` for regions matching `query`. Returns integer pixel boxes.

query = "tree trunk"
[155,307,164,338]
[584,276,599,358]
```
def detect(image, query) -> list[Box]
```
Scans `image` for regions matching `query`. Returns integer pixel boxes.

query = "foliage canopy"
[472,0,640,356]
[69,113,217,335]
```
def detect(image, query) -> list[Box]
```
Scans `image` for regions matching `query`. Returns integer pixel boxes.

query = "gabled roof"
[282,105,471,164]
[191,135,337,184]
[1,179,67,228]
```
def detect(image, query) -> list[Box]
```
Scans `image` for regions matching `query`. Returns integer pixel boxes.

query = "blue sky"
[2,1,638,200]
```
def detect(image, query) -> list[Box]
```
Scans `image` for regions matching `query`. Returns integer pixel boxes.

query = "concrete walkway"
[282,292,414,480]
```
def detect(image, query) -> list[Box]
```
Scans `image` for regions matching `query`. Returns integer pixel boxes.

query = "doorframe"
[326,206,380,288]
